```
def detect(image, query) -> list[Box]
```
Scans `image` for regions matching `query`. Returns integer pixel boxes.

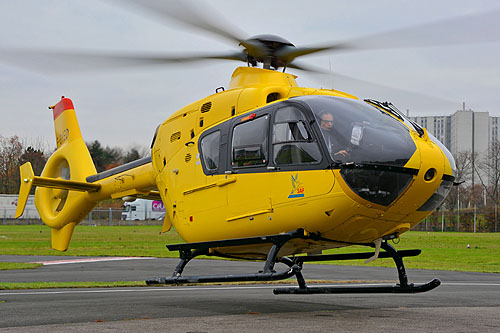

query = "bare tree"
[476,141,500,231]
[0,136,48,194]
[445,151,474,211]
[1,136,150,195]
[0,136,23,193]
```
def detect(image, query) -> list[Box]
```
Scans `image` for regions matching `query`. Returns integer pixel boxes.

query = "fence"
[1,208,163,226]
[411,207,498,232]
[3,207,498,232]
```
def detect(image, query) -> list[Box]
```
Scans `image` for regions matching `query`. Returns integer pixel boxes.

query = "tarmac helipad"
[1,255,499,332]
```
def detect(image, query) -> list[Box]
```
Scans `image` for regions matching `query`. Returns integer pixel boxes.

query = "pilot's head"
[319,111,334,131]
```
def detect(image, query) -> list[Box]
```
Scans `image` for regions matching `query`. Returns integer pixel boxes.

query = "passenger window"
[200,131,220,171]
[232,115,269,167]
[273,106,321,165]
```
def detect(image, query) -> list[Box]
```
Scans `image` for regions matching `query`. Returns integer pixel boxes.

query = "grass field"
[0,281,145,290]
[323,232,500,273]
[0,225,183,257]
[0,262,42,270]
[1,225,499,273]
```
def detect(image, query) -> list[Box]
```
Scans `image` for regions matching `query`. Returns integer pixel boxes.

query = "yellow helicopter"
[12,1,489,295]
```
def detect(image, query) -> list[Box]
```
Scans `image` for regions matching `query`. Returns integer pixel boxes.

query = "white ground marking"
[1,282,499,297]
[31,257,156,265]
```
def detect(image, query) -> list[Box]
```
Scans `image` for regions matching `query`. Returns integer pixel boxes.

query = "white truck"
[121,199,165,221]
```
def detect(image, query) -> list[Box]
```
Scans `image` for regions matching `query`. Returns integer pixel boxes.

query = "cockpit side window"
[272,106,321,165]
[200,130,221,171]
[231,115,269,167]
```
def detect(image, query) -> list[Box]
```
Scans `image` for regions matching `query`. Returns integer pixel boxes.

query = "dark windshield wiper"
[408,119,425,137]
[329,161,419,175]
[364,99,424,137]
[365,99,404,121]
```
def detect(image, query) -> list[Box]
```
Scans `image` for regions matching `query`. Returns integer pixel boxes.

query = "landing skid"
[146,229,440,294]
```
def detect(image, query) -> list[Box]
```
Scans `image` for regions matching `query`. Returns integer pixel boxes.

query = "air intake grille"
[185,153,192,163]
[201,102,212,113]
[170,131,181,143]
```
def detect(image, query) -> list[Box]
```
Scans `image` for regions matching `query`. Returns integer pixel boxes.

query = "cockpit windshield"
[298,96,418,206]
[302,96,417,167]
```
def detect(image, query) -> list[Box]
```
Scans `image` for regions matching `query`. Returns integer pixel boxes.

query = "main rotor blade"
[117,0,266,57]
[0,48,246,73]
[287,61,330,74]
[278,8,500,62]
[288,61,457,111]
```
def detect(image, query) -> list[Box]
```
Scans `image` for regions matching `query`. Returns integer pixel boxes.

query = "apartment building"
[412,109,499,157]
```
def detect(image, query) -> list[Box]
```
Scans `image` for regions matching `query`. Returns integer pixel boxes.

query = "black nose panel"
[341,169,413,206]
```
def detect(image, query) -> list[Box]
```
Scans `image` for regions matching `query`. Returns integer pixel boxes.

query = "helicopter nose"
[427,132,456,178]
[416,177,453,211]
[415,132,455,211]
[339,128,456,217]
[383,130,455,216]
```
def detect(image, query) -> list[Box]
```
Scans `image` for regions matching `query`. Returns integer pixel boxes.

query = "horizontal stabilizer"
[15,162,101,218]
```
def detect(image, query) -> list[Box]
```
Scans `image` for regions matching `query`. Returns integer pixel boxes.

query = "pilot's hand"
[334,149,349,157]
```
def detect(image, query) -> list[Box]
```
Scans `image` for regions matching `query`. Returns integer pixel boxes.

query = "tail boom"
[16,97,158,251]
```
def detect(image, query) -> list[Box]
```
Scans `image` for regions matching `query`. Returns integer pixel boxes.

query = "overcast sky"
[0,0,499,150]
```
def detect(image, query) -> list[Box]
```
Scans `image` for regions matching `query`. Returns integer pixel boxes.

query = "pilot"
[319,111,349,158]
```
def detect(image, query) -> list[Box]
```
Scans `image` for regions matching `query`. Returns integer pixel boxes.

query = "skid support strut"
[273,241,440,294]
[146,230,440,295]
[146,230,303,285]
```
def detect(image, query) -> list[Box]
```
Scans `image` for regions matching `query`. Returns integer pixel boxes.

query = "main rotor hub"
[246,34,295,48]
[243,34,295,70]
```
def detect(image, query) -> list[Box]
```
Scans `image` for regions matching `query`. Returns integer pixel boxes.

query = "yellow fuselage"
[150,67,454,256]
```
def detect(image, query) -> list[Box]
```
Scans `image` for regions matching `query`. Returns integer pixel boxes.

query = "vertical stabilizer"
[17,96,158,251]
[35,97,97,250]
